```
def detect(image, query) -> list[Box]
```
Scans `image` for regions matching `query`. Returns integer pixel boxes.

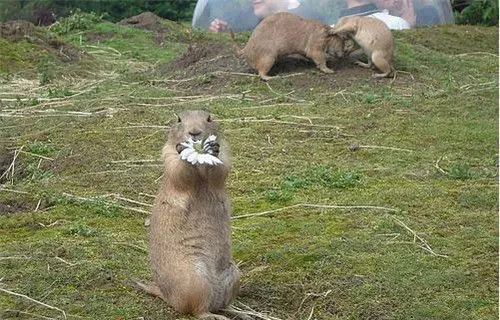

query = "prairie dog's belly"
[149,209,231,267]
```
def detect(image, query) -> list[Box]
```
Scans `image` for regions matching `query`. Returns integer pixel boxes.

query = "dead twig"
[238,102,313,110]
[297,289,332,316]
[434,157,449,176]
[139,193,156,199]
[393,70,415,81]
[0,186,29,194]
[219,117,341,130]
[356,145,414,153]
[282,115,322,124]
[83,169,132,176]
[226,301,283,320]
[82,45,122,56]
[205,54,231,63]
[212,71,260,78]
[147,77,198,83]
[392,217,448,258]
[111,159,159,164]
[377,233,401,241]
[3,309,55,320]
[264,82,305,102]
[455,52,498,58]
[62,193,150,215]
[334,89,348,102]
[55,256,77,267]
[38,221,61,228]
[114,125,169,130]
[17,150,54,161]
[232,203,399,220]
[459,81,497,91]
[0,287,67,319]
[35,199,42,212]
[0,256,30,260]
[113,194,153,208]
[306,305,315,320]
[0,146,23,183]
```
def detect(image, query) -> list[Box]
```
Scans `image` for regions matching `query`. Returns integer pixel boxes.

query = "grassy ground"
[0,15,498,320]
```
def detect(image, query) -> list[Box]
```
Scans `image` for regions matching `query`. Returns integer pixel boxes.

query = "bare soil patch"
[45,37,86,62]
[158,40,386,94]
[0,20,35,42]
[0,201,32,215]
[0,148,15,185]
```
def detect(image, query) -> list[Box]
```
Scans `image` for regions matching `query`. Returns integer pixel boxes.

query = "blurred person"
[376,0,416,26]
[415,4,440,26]
[376,0,442,26]
[192,0,327,33]
[338,0,410,29]
[192,0,258,32]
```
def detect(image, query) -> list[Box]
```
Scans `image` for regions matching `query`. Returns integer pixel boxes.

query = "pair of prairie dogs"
[233,12,395,80]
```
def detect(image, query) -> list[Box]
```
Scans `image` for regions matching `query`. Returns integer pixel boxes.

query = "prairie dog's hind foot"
[354,60,372,68]
[131,280,165,301]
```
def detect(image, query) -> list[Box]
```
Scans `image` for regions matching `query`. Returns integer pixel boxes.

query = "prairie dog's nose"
[189,129,202,140]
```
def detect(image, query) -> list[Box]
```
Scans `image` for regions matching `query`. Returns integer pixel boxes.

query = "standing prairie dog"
[231,12,344,80]
[135,110,239,320]
[331,16,395,78]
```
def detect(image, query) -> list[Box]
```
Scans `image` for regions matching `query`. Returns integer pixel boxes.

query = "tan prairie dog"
[331,16,395,78]
[231,12,344,80]
[135,110,239,320]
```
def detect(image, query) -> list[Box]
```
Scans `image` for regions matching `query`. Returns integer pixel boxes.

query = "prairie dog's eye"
[207,115,212,122]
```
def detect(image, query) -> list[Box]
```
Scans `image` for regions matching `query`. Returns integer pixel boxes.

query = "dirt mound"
[119,11,167,33]
[0,19,84,62]
[45,37,86,62]
[165,42,245,72]
[0,148,15,184]
[159,40,375,93]
[119,12,173,45]
[0,20,35,42]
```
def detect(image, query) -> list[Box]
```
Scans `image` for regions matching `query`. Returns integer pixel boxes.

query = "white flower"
[179,135,223,166]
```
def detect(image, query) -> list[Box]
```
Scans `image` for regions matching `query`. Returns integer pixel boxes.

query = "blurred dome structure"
[192,0,454,32]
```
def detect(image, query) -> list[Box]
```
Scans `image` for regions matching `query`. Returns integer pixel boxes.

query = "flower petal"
[197,154,211,165]
[180,148,195,160]
[206,135,217,143]
[211,156,223,165]
[187,151,199,164]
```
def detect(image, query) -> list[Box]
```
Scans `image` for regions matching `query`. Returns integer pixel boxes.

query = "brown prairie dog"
[231,12,344,80]
[331,16,395,78]
[136,110,239,319]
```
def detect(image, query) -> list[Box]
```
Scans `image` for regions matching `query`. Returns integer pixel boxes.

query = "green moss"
[0,38,49,75]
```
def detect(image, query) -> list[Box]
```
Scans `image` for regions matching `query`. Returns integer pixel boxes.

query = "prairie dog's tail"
[229,30,244,55]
